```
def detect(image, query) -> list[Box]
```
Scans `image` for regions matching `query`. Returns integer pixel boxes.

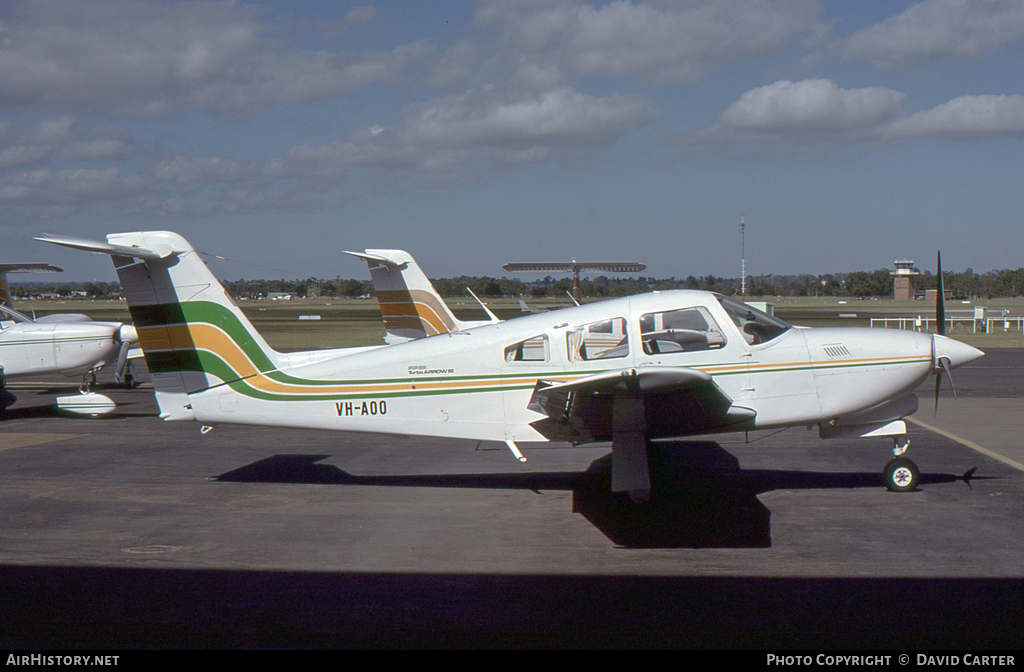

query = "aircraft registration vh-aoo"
[38,231,982,502]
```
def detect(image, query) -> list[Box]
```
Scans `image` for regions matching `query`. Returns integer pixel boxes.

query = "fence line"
[869,316,1024,333]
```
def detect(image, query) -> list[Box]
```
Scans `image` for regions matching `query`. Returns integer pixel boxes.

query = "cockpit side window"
[715,295,792,345]
[639,306,726,355]
[567,317,628,361]
[504,335,549,363]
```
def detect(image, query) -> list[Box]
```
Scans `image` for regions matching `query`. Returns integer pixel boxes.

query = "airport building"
[891,260,919,301]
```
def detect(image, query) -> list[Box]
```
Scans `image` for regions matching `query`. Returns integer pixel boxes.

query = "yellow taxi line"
[907,417,1024,474]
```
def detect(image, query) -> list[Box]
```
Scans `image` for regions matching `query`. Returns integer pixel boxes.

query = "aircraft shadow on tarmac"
[215,441,979,549]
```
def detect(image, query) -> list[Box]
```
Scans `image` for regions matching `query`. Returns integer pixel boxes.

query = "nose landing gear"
[883,435,919,492]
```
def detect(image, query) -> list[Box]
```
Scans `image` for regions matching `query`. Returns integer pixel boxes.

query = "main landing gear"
[0,366,15,415]
[883,435,919,493]
[56,368,116,416]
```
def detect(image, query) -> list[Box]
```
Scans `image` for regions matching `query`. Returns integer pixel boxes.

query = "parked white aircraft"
[0,260,143,415]
[345,249,497,343]
[0,295,141,415]
[39,231,982,499]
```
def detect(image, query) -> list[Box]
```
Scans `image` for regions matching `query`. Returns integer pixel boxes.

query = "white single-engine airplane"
[0,264,141,415]
[39,231,982,499]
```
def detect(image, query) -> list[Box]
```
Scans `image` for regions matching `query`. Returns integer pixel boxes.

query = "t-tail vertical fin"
[345,249,466,343]
[36,232,284,421]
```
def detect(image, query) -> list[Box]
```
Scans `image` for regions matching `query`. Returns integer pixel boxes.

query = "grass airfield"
[15,294,1024,350]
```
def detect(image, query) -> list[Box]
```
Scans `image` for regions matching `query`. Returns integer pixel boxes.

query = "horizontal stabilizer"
[344,250,409,267]
[35,233,178,261]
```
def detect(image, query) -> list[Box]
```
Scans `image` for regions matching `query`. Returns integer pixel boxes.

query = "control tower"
[891,260,919,301]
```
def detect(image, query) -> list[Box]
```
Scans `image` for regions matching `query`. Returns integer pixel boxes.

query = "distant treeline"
[12,266,1024,300]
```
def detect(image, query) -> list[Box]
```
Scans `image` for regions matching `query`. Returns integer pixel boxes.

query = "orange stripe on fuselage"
[141,322,550,395]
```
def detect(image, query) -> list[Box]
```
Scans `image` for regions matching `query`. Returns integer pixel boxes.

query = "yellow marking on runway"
[0,433,84,451]
[907,417,1024,474]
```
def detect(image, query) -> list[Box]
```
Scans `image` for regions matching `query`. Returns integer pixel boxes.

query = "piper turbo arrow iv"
[38,231,982,500]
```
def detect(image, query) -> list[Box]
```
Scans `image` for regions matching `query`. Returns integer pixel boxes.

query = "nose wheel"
[883,435,919,492]
[883,457,919,492]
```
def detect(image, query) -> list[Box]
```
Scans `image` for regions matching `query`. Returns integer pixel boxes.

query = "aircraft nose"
[933,334,984,370]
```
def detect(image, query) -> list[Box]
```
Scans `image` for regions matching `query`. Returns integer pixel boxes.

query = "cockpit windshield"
[714,294,791,345]
[0,304,33,324]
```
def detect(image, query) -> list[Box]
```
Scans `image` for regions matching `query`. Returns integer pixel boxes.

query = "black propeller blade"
[934,356,957,413]
[933,251,955,414]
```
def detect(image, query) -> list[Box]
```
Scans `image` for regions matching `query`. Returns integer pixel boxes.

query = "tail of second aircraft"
[0,263,63,307]
[37,231,286,421]
[346,249,493,343]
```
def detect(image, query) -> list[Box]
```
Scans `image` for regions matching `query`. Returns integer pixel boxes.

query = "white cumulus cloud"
[718,79,906,136]
[277,86,662,177]
[673,79,1024,157]
[0,0,426,117]
[843,0,1024,67]
[887,94,1024,138]
[474,0,823,85]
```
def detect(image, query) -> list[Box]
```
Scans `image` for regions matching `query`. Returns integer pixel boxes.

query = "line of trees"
[8,281,122,299]
[11,266,1024,300]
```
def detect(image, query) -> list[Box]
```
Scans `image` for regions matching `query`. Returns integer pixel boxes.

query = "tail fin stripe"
[145,350,204,375]
[129,300,276,374]
[378,309,446,336]
[127,302,188,329]
[180,301,276,372]
[376,289,458,333]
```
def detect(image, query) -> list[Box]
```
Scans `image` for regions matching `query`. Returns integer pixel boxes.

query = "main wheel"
[883,457,919,492]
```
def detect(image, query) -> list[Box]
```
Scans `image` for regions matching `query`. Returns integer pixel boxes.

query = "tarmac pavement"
[0,351,1021,648]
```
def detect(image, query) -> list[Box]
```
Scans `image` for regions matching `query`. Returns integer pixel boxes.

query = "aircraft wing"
[0,263,63,274]
[527,366,755,444]
[0,263,63,307]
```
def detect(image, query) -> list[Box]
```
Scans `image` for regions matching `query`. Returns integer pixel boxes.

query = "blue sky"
[2,0,1023,282]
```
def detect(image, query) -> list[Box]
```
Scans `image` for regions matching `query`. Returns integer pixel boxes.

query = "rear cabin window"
[639,306,726,355]
[504,335,550,362]
[567,317,629,361]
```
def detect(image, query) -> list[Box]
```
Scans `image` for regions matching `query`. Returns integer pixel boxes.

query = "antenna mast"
[739,215,747,296]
